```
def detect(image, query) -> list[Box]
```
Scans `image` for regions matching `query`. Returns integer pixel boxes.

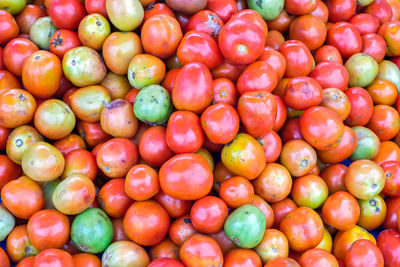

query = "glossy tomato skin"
[177,31,223,69]
[139,126,174,167]
[320,163,347,194]
[327,22,362,58]
[49,30,81,59]
[3,38,38,77]
[98,179,133,218]
[154,191,192,218]
[0,10,19,45]
[268,10,294,33]
[144,3,176,22]
[283,77,323,110]
[33,249,74,267]
[48,0,86,30]
[238,91,277,138]
[327,0,356,22]
[345,239,384,267]
[314,45,343,64]
[219,176,254,208]
[124,164,159,201]
[85,0,107,18]
[368,79,398,106]
[258,46,286,80]
[168,215,198,246]
[320,88,351,121]
[280,139,317,177]
[77,121,112,147]
[279,40,314,77]
[148,258,184,267]
[299,248,339,267]
[285,0,317,15]
[159,153,213,200]
[166,111,204,154]
[223,248,262,266]
[206,0,238,22]
[190,196,228,234]
[377,229,400,266]
[309,61,349,91]
[383,197,400,229]
[381,161,400,197]
[361,34,386,63]
[237,61,278,95]
[62,149,97,180]
[0,155,21,192]
[179,234,223,267]
[172,62,213,114]
[349,14,379,36]
[16,5,46,34]
[149,237,179,260]
[373,141,400,165]
[345,87,374,126]
[365,0,393,24]
[186,10,223,39]
[367,105,400,141]
[289,15,327,51]
[265,30,285,50]
[218,17,265,65]
[257,131,282,163]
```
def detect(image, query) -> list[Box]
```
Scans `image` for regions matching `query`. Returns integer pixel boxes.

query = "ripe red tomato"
[327,22,362,58]
[219,176,254,208]
[154,191,192,218]
[283,77,323,110]
[190,196,228,234]
[0,10,19,45]
[186,10,224,39]
[289,15,327,51]
[16,4,46,34]
[224,248,262,266]
[49,30,82,59]
[345,87,374,126]
[349,14,380,35]
[377,229,400,266]
[361,33,386,62]
[309,61,349,91]
[3,38,38,77]
[85,0,107,18]
[327,0,356,22]
[144,3,176,22]
[125,164,160,201]
[383,197,400,229]
[299,248,339,267]
[381,161,400,197]
[285,0,318,15]
[48,0,86,30]
[139,126,174,167]
[279,40,314,77]
[314,45,343,64]
[98,178,134,218]
[365,0,393,24]
[367,105,400,141]
[237,61,278,95]
[33,249,74,267]
[206,0,238,22]
[179,234,223,267]
[345,239,384,267]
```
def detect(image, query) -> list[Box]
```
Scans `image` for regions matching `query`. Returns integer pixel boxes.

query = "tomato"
[222,133,267,180]
[360,34,386,63]
[98,178,133,218]
[258,46,286,80]
[144,3,175,22]
[291,174,328,209]
[279,40,314,77]
[206,0,238,22]
[320,164,347,194]
[316,227,334,252]
[161,68,180,93]
[327,0,356,22]
[149,238,179,260]
[254,229,288,264]
[218,17,265,65]
[357,195,386,230]
[322,191,360,231]
[327,22,362,58]
[237,61,278,95]
[48,0,85,30]
[186,10,223,39]
[373,140,400,165]
[377,229,400,266]
[6,127,42,165]
[16,256,34,267]
[172,62,213,114]
[168,215,197,246]
[379,21,400,56]
[283,77,323,110]
[27,209,69,250]
[264,258,300,267]
[310,0,329,22]
[383,197,400,229]
[311,62,349,92]
[267,10,294,33]
[153,191,191,219]
[280,207,324,252]
[367,79,398,106]
[102,240,149,267]
[160,153,212,200]
[125,164,159,201]
[257,130,282,163]
[223,248,262,267]
[280,139,317,177]
[344,239,384,267]
[345,87,374,126]
[77,120,111,147]
[179,234,223,267]
[231,9,268,38]
[366,0,393,23]
[265,30,285,50]
[346,53,379,89]
[72,253,101,267]
[299,248,338,267]
[212,60,246,82]
[0,10,19,45]
[149,258,184,267]
[49,30,81,59]
[289,15,326,51]
[271,198,297,229]
[77,14,110,51]
[6,225,39,263]
[3,38,37,77]
[128,54,166,89]
[85,0,107,18]
[314,45,343,64]
[33,249,74,267]
[102,32,142,75]
[381,161,400,197]
[319,88,350,120]
[367,105,400,141]
[16,5,46,34]
[111,218,129,242]
[280,118,303,143]
[219,176,254,208]
[0,70,20,92]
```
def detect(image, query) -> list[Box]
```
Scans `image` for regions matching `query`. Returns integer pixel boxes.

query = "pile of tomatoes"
[1,0,400,266]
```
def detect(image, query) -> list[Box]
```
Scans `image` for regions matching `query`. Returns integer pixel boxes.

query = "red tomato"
[377,229,400,266]
[258,46,286,80]
[49,30,81,59]
[125,164,159,201]
[33,249,74,267]
[283,77,323,110]
[218,17,265,65]
[299,248,339,267]
[320,164,347,194]
[139,126,174,167]
[172,62,213,114]
[16,5,46,34]
[85,0,107,18]
[211,78,237,106]
[0,10,19,45]
[273,95,287,132]
[280,118,303,143]
[289,15,327,51]
[201,103,239,144]
[166,111,205,153]
[345,87,374,126]
[361,33,386,62]
[345,239,384,267]
[190,196,228,234]
[168,215,198,246]
[3,38,38,77]
[365,0,393,24]
[179,234,223,267]
[224,248,262,267]
[186,10,224,39]
[327,0,356,22]
[267,10,294,33]
[231,9,268,38]
[309,61,349,91]
[314,45,343,64]
[279,40,314,77]
[310,0,329,22]
[206,0,238,22]
[148,258,185,267]
[76,121,112,147]
[237,61,278,94]
[257,131,282,163]
[285,0,318,15]
[61,149,97,180]
[367,105,400,141]
[271,198,298,229]
[383,197,400,229]
[327,22,362,58]
[349,14,380,35]
[98,179,133,218]
[0,155,21,192]
[219,176,254,208]
[154,191,192,218]
[381,161,400,197]
[266,30,285,50]
[48,0,86,30]
[144,3,176,22]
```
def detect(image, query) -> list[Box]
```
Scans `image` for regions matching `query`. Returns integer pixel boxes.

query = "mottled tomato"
[179,234,223,267]
[238,91,277,137]
[327,22,362,58]
[139,126,174,167]
[125,164,159,201]
[3,38,38,77]
[173,62,213,114]
[279,40,314,77]
[0,10,19,45]
[280,207,324,252]
[283,77,323,110]
[168,215,197,246]
[257,131,282,163]
[159,153,213,200]
[77,120,112,147]
[320,88,351,120]
[357,195,386,231]
[6,225,39,263]
[314,45,343,64]
[291,174,328,209]
[141,15,183,59]
[22,50,62,99]
[280,139,317,177]
[190,196,228,234]
[98,179,133,218]
[49,30,81,59]
[186,10,223,39]
[344,87,374,126]
[377,229,400,266]
[154,191,192,218]
[218,17,265,65]
[48,0,86,30]
[378,21,400,56]
[123,200,170,246]
[16,5,46,34]
[327,0,356,22]
[367,79,398,106]
[322,191,360,231]
[221,133,267,180]
[289,15,327,51]
[128,54,166,89]
[367,105,400,141]
[27,209,70,251]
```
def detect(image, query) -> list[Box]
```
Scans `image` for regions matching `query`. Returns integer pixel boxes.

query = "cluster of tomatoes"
[1,0,400,266]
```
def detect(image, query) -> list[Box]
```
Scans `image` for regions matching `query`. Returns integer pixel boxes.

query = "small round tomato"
[383,197,400,229]
[206,0,238,22]
[0,10,19,45]
[280,118,303,143]
[3,38,38,77]
[310,0,329,22]
[310,61,349,91]
[128,54,166,89]
[279,40,314,77]
[254,229,288,264]
[1,176,43,220]
[159,153,213,200]
[0,155,21,191]
[186,10,223,39]
[139,126,174,167]
[377,229,400,266]
[72,253,101,267]
[219,176,254,208]
[361,34,386,63]
[257,130,282,163]
[168,215,198,246]
[322,191,360,231]
[258,46,286,80]
[378,21,400,56]
[49,29,81,59]
[98,179,133,218]
[123,200,170,246]
[16,5,46,34]
[78,14,110,51]
[357,195,387,231]
[154,191,192,218]
[381,161,400,197]
[291,174,328,209]
[280,207,324,252]
[0,70,20,91]
[149,238,179,260]
[265,30,285,50]
[365,0,393,23]
[349,14,379,35]
[345,239,384,267]
[283,77,323,110]
[6,224,39,263]
[221,133,267,180]
[320,88,351,120]
[61,149,96,181]
[271,198,297,229]
[141,15,183,59]
[300,106,344,151]
[223,248,262,267]
[96,138,138,178]
[320,164,347,194]
[367,105,400,141]
[280,139,317,177]
[125,164,159,201]
[327,0,356,22]
[27,209,70,251]
[237,61,278,95]
[218,17,265,65]
[190,196,228,234]
[314,45,343,64]
[327,22,362,58]
[180,234,223,267]
[299,248,338,267]
[285,0,317,14]
[367,79,398,106]
[289,15,327,51]
[172,62,213,114]
[77,121,112,147]
[212,60,246,82]
[33,249,74,267]
[101,240,149,266]
[345,87,374,126]
[267,9,294,33]
[211,78,237,106]
[144,3,175,22]
[85,0,107,17]
[48,0,86,30]
[378,141,400,164]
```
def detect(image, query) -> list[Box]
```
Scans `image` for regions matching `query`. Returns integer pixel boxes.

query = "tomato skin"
[257,131,282,163]
[139,126,174,167]
[258,46,286,80]
[212,60,246,82]
[320,88,351,121]
[166,111,204,154]
[357,195,386,231]
[267,10,294,33]
[349,14,379,36]
[144,3,176,22]
[310,61,349,91]
[206,0,238,22]
[383,197,400,229]
[33,249,74,267]
[154,191,192,218]
[280,139,317,177]
[373,141,400,165]
[299,248,338,267]
[283,77,323,110]
[279,40,314,77]
[237,61,278,95]
[381,161,400,197]
[218,17,265,65]
[16,5,46,34]
[264,257,300,267]
[327,22,362,58]
[367,105,400,141]
[223,248,262,267]
[98,179,133,218]
[219,176,254,208]
[125,164,159,201]
[238,91,277,138]
[285,0,317,15]
[345,87,374,126]
[190,196,228,234]
[289,15,327,51]
[266,30,285,50]
[72,253,101,267]
[48,0,86,30]
[327,0,356,22]
[186,10,223,39]
[77,120,112,147]
[159,153,213,200]
[49,30,81,59]
[345,239,384,267]
[172,62,213,114]
[0,10,19,45]
[377,229,400,266]
[3,38,38,77]
[0,155,21,192]
[361,34,386,63]
[180,234,223,267]
[149,237,179,260]
[368,79,398,106]
[148,258,185,267]
[201,103,239,144]
[365,0,393,24]
[314,45,343,64]
[85,0,107,18]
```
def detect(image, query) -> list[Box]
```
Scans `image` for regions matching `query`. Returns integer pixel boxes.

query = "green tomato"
[345,53,378,88]
[376,60,400,93]
[42,179,61,210]
[78,14,111,50]
[102,241,150,267]
[133,85,172,125]
[29,17,58,50]
[357,0,374,6]
[62,46,107,87]
[71,208,113,254]
[350,126,381,161]
[357,195,386,231]
[247,0,284,20]
[224,204,266,248]
[0,0,26,14]
[0,205,15,241]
